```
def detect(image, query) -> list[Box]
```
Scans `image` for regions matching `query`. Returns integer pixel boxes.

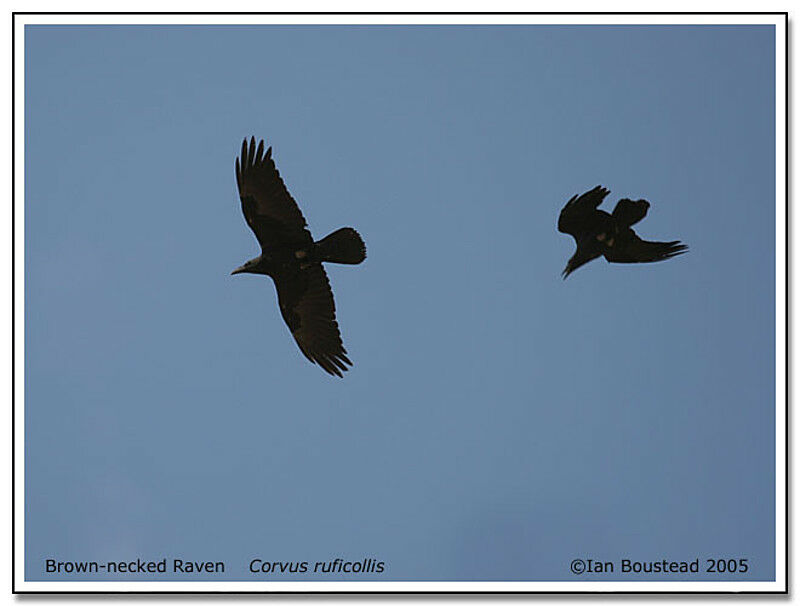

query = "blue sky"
[24,24,776,582]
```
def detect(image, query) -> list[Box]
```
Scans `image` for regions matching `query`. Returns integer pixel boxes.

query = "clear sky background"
[24,24,776,582]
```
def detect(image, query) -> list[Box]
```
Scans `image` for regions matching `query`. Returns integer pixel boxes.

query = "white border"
[9,13,787,25]
[12,11,787,594]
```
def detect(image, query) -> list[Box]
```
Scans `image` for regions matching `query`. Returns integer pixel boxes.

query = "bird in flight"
[231,137,366,377]
[558,185,687,279]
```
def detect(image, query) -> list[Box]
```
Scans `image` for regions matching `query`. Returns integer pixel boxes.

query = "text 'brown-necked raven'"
[231,138,366,377]
[558,185,687,279]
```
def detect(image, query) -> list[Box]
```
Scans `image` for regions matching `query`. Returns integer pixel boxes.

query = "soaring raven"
[558,185,687,279]
[231,137,366,377]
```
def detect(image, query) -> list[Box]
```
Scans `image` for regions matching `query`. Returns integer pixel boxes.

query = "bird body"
[231,137,366,377]
[233,230,362,276]
[558,186,686,278]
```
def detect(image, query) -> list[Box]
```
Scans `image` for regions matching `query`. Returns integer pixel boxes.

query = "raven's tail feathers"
[316,228,367,265]
[630,240,688,263]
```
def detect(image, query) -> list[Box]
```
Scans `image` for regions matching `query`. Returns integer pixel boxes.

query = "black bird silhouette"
[231,138,366,377]
[558,185,687,279]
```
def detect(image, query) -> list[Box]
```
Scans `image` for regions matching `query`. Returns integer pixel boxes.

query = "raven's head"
[231,256,262,275]
[562,252,595,279]
[561,260,578,280]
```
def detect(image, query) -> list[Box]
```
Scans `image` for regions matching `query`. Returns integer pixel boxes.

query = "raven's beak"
[231,264,246,275]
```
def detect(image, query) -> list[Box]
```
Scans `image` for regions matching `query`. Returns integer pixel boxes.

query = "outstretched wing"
[235,137,314,249]
[558,185,610,237]
[273,264,352,377]
[605,232,688,263]
[612,198,650,227]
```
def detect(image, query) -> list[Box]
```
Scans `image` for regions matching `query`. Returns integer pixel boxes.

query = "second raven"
[558,185,687,279]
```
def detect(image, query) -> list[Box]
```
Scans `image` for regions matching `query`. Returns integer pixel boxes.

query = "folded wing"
[612,198,650,227]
